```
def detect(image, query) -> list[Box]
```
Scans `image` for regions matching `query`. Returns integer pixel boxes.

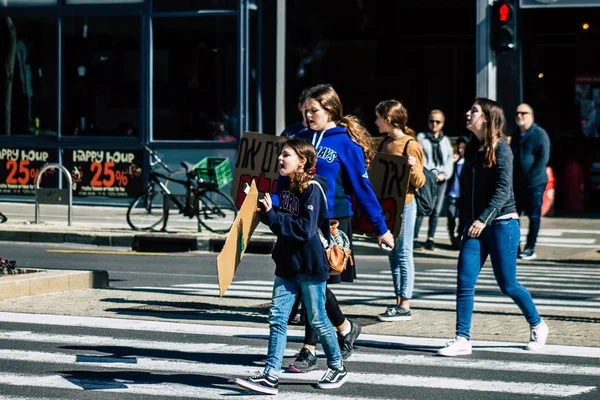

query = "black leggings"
[302,286,345,345]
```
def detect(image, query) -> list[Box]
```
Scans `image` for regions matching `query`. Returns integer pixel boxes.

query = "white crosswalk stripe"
[134,263,600,313]
[0,313,598,399]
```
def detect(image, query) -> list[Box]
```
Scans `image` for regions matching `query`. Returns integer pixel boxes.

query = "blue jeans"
[516,182,546,250]
[264,276,343,379]
[455,218,541,339]
[388,199,417,300]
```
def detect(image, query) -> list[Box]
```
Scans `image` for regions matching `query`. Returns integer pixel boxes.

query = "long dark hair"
[304,84,375,168]
[465,97,506,168]
[281,138,317,193]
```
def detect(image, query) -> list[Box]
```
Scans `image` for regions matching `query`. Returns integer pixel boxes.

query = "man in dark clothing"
[512,103,551,261]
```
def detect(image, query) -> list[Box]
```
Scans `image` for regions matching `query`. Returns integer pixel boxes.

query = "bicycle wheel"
[196,189,237,234]
[127,189,168,231]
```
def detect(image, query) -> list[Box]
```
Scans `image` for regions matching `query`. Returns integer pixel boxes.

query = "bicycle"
[126,146,237,234]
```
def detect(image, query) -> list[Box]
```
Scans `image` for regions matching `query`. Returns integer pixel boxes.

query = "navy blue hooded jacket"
[289,126,388,236]
[262,174,330,282]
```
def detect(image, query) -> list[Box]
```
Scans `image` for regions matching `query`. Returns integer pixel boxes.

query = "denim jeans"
[263,276,343,379]
[388,199,417,300]
[516,182,546,250]
[446,196,464,241]
[414,180,447,240]
[455,218,541,340]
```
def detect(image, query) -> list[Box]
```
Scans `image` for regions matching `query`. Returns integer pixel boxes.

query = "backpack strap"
[308,180,330,248]
[403,138,414,157]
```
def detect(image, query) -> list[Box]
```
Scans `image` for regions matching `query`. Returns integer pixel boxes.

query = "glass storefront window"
[0,0,55,6]
[152,0,237,12]
[61,16,140,137]
[66,1,143,3]
[152,16,238,141]
[0,17,57,137]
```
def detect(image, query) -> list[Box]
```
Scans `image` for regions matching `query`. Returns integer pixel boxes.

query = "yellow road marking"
[46,250,194,256]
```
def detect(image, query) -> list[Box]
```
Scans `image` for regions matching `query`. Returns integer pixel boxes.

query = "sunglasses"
[429,120,442,124]
[516,111,530,116]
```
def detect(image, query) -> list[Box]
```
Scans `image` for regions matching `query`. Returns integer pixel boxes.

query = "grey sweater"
[416,132,455,180]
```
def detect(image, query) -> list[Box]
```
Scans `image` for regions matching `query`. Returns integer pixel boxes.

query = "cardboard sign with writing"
[230,131,409,239]
[216,180,261,296]
[230,131,283,208]
[352,153,410,238]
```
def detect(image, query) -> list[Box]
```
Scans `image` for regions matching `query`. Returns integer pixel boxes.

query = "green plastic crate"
[192,157,232,189]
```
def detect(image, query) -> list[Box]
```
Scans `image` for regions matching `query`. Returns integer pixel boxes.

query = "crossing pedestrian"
[373,99,425,322]
[280,83,394,372]
[235,138,347,394]
[437,97,549,357]
[512,103,551,260]
[413,109,454,251]
[446,136,468,250]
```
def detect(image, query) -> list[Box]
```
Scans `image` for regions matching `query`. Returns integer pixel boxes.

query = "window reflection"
[62,16,140,137]
[0,17,57,136]
[152,16,238,141]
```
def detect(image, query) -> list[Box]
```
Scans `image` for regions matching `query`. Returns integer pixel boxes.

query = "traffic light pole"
[476,0,496,100]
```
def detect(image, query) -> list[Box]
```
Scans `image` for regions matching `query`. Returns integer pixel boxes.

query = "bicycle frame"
[148,169,194,213]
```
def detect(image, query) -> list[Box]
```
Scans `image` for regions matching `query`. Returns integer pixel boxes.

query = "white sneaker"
[437,336,472,357]
[526,320,549,351]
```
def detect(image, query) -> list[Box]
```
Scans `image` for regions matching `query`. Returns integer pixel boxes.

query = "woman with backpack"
[374,100,426,321]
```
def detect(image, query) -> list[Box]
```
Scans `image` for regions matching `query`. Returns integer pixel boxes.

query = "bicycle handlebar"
[144,145,172,173]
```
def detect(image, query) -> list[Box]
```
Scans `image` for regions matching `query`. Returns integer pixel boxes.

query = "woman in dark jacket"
[437,97,549,357]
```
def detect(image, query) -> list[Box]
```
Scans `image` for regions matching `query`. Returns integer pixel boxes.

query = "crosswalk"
[413,227,600,249]
[0,312,598,399]
[135,262,600,313]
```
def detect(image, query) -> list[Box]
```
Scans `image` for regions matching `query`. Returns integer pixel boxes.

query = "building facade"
[2,0,599,211]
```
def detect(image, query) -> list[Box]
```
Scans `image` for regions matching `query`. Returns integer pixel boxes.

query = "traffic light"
[491,0,517,52]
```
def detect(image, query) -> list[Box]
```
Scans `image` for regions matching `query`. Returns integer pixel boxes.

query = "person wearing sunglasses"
[512,103,551,261]
[414,109,455,251]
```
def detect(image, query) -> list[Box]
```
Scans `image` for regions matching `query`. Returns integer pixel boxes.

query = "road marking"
[0,372,379,400]
[45,250,194,256]
[0,350,596,397]
[0,312,599,358]
[1,333,599,376]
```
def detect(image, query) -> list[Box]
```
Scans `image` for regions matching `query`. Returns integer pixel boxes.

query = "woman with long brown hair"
[437,97,548,357]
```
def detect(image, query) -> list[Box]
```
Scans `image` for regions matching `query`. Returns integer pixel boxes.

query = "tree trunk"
[2,17,17,136]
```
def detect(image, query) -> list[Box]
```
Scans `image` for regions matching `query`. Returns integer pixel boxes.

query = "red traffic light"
[499,4,510,22]
[494,1,513,25]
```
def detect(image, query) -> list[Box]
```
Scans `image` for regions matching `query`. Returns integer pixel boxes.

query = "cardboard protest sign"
[352,153,410,238]
[216,180,261,296]
[230,132,283,208]
[230,131,409,238]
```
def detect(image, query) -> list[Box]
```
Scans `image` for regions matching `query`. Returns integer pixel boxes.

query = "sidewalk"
[0,201,599,348]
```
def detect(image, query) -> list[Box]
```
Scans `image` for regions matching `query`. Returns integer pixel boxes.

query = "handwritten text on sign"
[231,132,409,237]
[231,132,283,208]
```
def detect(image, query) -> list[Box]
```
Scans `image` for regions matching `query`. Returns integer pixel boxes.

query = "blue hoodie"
[293,126,388,236]
[262,174,330,282]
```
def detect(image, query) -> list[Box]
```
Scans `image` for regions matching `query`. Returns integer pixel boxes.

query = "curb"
[0,269,109,300]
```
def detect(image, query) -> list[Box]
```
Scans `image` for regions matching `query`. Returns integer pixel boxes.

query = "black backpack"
[404,139,439,217]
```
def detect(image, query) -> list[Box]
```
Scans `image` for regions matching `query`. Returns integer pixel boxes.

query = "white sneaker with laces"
[437,336,472,357]
[526,320,549,351]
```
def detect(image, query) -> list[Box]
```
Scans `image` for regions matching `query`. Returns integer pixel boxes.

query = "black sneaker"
[234,373,278,395]
[424,239,435,251]
[317,365,348,389]
[338,320,362,359]
[377,306,412,322]
[519,247,537,260]
[288,347,318,373]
